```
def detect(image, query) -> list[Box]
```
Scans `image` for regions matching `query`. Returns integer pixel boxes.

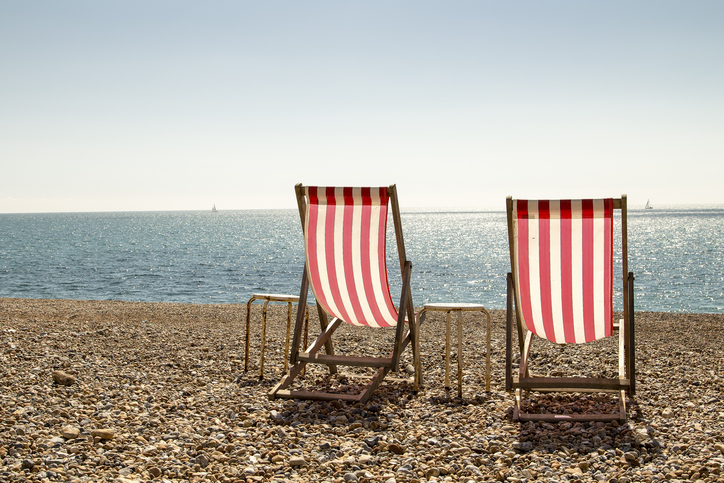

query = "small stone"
[289,455,305,466]
[271,455,284,463]
[387,443,405,455]
[465,464,483,476]
[148,467,162,478]
[522,469,536,479]
[52,370,75,386]
[61,425,80,439]
[512,441,533,452]
[21,459,34,470]
[426,468,440,478]
[661,407,675,418]
[359,454,373,465]
[270,410,286,424]
[715,443,724,454]
[405,364,415,375]
[118,467,134,476]
[195,454,209,467]
[624,451,638,461]
[364,436,381,447]
[90,428,114,440]
[344,472,358,482]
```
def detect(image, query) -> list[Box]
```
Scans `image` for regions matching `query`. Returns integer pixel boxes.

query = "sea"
[1,207,723,314]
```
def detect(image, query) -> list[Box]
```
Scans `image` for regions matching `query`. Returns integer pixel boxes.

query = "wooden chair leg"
[506,273,513,392]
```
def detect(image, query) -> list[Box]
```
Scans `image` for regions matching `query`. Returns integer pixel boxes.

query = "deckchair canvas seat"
[269,184,419,404]
[506,196,635,422]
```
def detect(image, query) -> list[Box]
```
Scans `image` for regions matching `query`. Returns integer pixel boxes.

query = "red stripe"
[342,188,366,325]
[581,199,595,341]
[360,188,384,326]
[515,200,535,334]
[537,200,555,340]
[343,186,355,206]
[559,200,576,343]
[308,186,320,205]
[603,198,613,337]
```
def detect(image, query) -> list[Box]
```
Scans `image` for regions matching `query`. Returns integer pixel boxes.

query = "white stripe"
[351,189,376,327]
[368,190,391,327]
[592,199,606,340]
[314,202,341,320]
[548,201,565,343]
[526,201,547,340]
[570,200,586,343]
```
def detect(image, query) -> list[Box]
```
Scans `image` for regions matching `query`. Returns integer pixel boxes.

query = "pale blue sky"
[2,1,723,213]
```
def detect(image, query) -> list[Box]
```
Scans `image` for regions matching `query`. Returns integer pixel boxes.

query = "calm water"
[1,207,723,313]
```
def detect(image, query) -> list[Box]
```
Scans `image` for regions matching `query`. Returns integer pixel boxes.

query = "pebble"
[387,443,405,455]
[61,425,80,439]
[52,370,75,386]
[90,428,115,440]
[2,299,724,483]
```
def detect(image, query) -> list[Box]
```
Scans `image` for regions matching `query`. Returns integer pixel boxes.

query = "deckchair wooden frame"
[505,195,635,422]
[269,184,419,404]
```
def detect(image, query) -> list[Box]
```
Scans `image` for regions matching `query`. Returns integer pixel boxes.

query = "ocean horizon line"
[4,202,724,216]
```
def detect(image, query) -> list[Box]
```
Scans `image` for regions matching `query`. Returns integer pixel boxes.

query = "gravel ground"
[1,297,723,483]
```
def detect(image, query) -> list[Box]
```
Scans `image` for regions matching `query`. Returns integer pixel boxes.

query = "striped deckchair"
[505,196,635,422]
[269,184,419,404]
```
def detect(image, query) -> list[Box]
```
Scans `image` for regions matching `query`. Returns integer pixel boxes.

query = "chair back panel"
[304,186,399,327]
[511,199,614,343]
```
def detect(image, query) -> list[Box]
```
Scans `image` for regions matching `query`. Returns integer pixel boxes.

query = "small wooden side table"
[245,293,309,379]
[417,302,492,397]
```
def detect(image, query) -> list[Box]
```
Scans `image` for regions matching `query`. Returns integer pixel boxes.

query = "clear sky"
[2,1,723,213]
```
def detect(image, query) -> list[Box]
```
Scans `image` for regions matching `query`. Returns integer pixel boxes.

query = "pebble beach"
[2,297,723,483]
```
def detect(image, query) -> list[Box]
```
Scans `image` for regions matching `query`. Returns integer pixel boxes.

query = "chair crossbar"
[296,353,393,368]
[515,377,631,391]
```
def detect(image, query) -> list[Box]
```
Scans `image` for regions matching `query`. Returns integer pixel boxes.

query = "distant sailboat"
[212,204,218,213]
[645,199,653,210]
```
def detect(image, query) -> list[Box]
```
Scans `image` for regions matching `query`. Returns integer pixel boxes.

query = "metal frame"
[245,293,309,379]
[417,303,492,397]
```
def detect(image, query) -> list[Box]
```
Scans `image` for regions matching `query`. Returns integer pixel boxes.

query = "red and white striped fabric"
[511,199,614,344]
[303,186,399,328]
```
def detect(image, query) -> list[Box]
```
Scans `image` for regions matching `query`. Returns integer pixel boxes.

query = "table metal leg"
[483,307,491,392]
[457,309,463,398]
[259,300,270,379]
[445,311,451,394]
